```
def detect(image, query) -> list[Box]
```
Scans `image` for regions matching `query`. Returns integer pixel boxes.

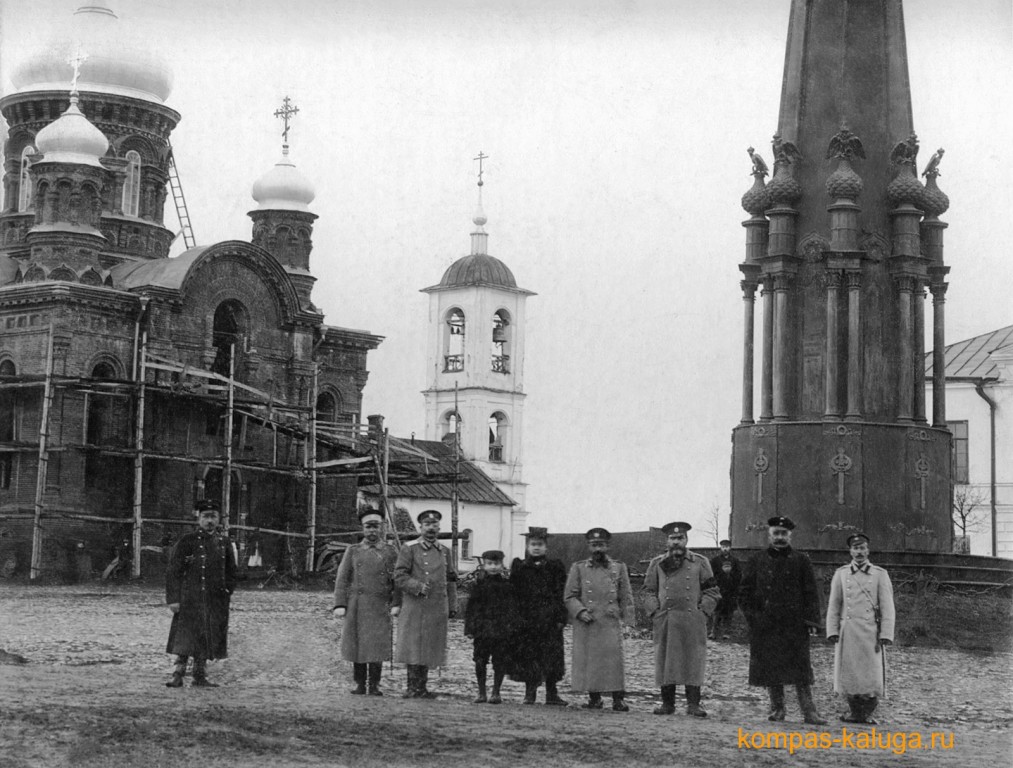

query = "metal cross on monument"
[474,151,488,186]
[274,96,300,144]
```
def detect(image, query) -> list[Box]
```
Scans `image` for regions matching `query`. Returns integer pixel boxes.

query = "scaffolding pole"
[131,327,148,578]
[305,363,319,571]
[30,324,56,580]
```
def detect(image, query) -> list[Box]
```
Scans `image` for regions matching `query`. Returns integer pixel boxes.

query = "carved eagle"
[747,146,769,176]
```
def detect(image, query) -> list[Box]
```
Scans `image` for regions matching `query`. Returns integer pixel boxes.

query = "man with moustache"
[565,528,635,712]
[739,516,827,725]
[709,539,741,640]
[393,510,458,698]
[164,499,236,688]
[826,532,895,724]
[642,522,721,716]
[332,508,401,696]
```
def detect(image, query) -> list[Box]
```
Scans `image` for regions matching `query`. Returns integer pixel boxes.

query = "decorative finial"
[67,48,88,98]
[890,131,920,168]
[472,151,488,228]
[274,96,300,148]
[747,146,768,177]
[474,151,488,187]
[922,148,944,178]
[826,121,865,161]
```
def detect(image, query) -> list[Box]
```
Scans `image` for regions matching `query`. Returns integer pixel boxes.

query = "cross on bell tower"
[274,96,299,145]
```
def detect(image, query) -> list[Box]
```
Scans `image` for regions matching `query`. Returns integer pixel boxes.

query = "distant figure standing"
[739,516,827,724]
[826,533,896,724]
[510,526,569,706]
[165,499,236,688]
[393,510,458,699]
[642,522,720,717]
[709,539,741,640]
[332,508,401,696]
[464,550,515,704]
[565,527,635,712]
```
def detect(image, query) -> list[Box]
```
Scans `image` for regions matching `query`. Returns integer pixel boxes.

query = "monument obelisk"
[731,0,952,552]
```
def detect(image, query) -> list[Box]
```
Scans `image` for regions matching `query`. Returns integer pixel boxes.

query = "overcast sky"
[2,0,1011,538]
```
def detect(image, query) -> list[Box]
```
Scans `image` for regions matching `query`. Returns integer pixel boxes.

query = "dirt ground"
[1,584,1011,768]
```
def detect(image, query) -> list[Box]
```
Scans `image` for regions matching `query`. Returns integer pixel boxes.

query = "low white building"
[925,325,1013,557]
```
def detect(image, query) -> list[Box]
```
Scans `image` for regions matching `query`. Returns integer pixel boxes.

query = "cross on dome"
[274,96,300,146]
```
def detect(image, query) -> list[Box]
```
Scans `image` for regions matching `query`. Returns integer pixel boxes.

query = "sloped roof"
[110,246,208,289]
[377,438,515,506]
[925,325,1013,380]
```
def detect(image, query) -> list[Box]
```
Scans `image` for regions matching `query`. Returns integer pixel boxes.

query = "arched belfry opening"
[492,310,510,373]
[444,308,465,372]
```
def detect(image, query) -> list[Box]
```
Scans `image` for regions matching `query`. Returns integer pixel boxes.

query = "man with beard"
[332,508,401,696]
[509,527,569,706]
[393,510,458,698]
[642,522,721,716]
[739,516,827,724]
[709,539,741,640]
[565,528,635,712]
[164,499,236,688]
[826,532,895,724]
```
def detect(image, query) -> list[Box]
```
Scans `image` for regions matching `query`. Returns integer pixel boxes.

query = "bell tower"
[421,154,535,509]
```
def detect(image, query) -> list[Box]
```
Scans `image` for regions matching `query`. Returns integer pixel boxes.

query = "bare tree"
[702,503,724,546]
[952,485,988,539]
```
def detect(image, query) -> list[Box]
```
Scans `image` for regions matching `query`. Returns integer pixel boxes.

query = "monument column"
[896,275,914,423]
[824,271,842,419]
[740,278,759,424]
[760,276,774,421]
[845,270,863,420]
[930,277,949,427]
[772,273,791,421]
[913,280,927,423]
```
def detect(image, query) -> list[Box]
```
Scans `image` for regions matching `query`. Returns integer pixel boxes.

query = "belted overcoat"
[333,540,401,663]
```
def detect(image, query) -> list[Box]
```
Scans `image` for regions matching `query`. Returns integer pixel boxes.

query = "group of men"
[163,503,896,727]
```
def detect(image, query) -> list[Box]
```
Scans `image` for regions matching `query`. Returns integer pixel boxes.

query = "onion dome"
[887,163,924,206]
[766,165,802,205]
[251,146,316,212]
[826,159,863,200]
[917,174,949,218]
[439,254,517,289]
[34,94,109,168]
[741,174,772,216]
[10,2,173,105]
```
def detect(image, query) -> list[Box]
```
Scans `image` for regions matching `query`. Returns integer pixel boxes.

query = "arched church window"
[211,300,248,378]
[122,151,141,217]
[316,391,339,424]
[86,362,118,446]
[488,412,508,462]
[444,309,465,372]
[491,310,510,373]
[0,360,17,443]
[18,146,35,213]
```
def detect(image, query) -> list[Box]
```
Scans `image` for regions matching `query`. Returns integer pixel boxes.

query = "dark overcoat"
[564,557,634,692]
[394,539,458,667]
[165,529,236,659]
[333,541,401,663]
[508,556,568,684]
[642,551,720,686]
[464,570,515,640]
[739,546,821,686]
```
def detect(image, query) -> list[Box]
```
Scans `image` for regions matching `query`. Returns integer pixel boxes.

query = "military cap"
[194,499,220,513]
[719,539,732,546]
[846,532,870,547]
[417,510,442,524]
[522,526,550,539]
[661,521,692,536]
[480,550,505,562]
[767,516,795,530]
[358,507,384,522]
[585,527,611,541]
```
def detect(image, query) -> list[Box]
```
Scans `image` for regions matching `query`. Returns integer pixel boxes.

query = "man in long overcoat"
[510,526,569,706]
[564,527,635,712]
[165,499,236,688]
[642,522,721,717]
[739,516,827,724]
[332,508,401,695]
[826,532,896,724]
[393,510,458,698]
[709,538,741,640]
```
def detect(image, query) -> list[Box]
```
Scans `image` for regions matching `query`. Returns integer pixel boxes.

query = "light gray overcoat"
[642,551,720,686]
[825,562,896,696]
[564,557,634,692]
[332,541,401,663]
[393,539,458,667]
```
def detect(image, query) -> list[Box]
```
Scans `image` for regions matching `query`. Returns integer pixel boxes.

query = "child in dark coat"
[464,550,515,704]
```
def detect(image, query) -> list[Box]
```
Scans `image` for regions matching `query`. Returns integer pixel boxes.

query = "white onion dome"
[251,147,316,212]
[10,2,173,105]
[34,95,110,168]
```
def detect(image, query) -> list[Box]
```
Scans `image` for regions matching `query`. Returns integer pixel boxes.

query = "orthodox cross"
[913,453,930,510]
[753,448,769,504]
[474,151,488,187]
[829,447,853,505]
[275,96,299,144]
[67,49,88,93]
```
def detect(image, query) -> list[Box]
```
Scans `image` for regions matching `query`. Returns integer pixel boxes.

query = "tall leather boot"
[544,679,568,706]
[367,663,383,696]
[165,655,187,688]
[862,695,879,725]
[473,662,488,704]
[351,663,367,695]
[417,666,436,699]
[523,681,538,705]
[582,691,603,710]
[402,665,418,698]
[192,657,218,687]
[797,683,827,725]
[686,685,707,718]
[841,695,863,723]
[611,691,629,713]
[767,685,786,721]
[653,684,676,715]
[489,669,504,704]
